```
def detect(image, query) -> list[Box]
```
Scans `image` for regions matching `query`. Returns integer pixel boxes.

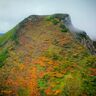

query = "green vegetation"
[0,26,18,46]
[38,79,47,89]
[61,73,83,96]
[60,24,66,29]
[46,16,59,25]
[52,19,59,25]
[60,24,68,33]
[61,29,68,33]
[46,16,68,32]
[37,39,96,96]
[83,75,96,96]
[18,87,30,96]
[45,16,54,21]
[0,48,8,67]
[0,26,18,67]
[78,32,87,39]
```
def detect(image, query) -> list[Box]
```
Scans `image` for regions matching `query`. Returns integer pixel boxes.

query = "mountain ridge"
[0,13,96,96]
[3,14,96,55]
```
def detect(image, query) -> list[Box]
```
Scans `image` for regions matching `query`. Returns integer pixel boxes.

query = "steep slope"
[53,14,96,55]
[0,14,96,96]
[93,41,96,48]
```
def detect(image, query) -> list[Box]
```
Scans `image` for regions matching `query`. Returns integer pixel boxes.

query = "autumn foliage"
[0,15,96,96]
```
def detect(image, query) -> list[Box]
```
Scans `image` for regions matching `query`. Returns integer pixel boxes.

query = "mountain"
[0,14,96,96]
[0,33,3,36]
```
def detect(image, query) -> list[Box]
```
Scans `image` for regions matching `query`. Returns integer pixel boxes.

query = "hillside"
[0,14,96,96]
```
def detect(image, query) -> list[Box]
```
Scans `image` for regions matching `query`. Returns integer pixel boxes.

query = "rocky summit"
[0,14,96,96]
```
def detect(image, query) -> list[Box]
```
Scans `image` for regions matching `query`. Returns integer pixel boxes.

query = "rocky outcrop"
[76,32,96,55]
[93,41,96,48]
[52,14,96,55]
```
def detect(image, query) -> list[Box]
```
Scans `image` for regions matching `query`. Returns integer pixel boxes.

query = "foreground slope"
[0,14,96,96]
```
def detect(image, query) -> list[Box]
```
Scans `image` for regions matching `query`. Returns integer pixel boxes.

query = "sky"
[0,0,96,40]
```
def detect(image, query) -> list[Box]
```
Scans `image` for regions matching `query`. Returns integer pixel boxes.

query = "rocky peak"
[16,14,96,55]
[76,32,96,55]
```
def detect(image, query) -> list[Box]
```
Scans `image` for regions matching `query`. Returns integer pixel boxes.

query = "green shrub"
[78,32,87,39]
[11,31,18,44]
[83,76,96,96]
[60,23,69,33]
[46,16,59,25]
[45,16,54,21]
[61,29,68,33]
[51,53,63,61]
[42,74,50,81]
[18,87,30,96]
[0,49,8,67]
[60,24,66,29]
[40,90,46,96]
[38,79,47,89]
[0,26,18,46]
[61,73,83,96]
[52,19,59,25]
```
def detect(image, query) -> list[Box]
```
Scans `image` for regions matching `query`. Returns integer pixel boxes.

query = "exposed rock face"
[76,32,96,55]
[51,14,96,55]
[93,41,96,48]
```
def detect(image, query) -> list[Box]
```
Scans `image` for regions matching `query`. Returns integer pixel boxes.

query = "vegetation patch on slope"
[0,48,8,67]
[0,26,18,47]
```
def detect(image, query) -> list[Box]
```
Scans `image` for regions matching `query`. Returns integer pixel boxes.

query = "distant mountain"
[0,14,96,96]
[0,33,3,35]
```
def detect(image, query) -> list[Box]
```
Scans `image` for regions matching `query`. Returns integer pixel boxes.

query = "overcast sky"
[0,0,96,40]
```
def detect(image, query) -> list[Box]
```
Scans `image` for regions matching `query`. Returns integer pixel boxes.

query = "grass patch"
[60,23,69,33]
[40,90,46,96]
[0,26,18,46]
[61,72,83,96]
[18,87,30,96]
[38,79,47,89]
[51,19,59,25]
[36,64,46,71]
[83,75,96,95]
[0,48,8,67]
[45,16,54,21]
[44,45,62,60]
[61,29,68,33]
[60,24,66,29]
[46,16,59,25]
